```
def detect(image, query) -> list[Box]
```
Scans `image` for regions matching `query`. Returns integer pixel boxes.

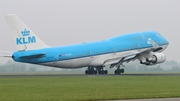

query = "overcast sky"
[0,0,180,62]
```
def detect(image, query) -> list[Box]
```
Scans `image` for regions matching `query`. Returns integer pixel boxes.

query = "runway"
[0,73,180,78]
[107,98,180,101]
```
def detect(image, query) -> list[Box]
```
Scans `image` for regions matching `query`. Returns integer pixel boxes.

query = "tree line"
[0,60,179,73]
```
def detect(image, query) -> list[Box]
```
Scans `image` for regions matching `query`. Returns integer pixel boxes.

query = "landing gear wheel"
[85,66,108,75]
[104,70,108,75]
[85,67,97,75]
[121,69,124,73]
[98,70,108,75]
[114,68,124,75]
[98,70,103,75]
[114,70,117,75]
[101,70,104,75]
[114,70,120,75]
[85,70,89,75]
[94,71,97,75]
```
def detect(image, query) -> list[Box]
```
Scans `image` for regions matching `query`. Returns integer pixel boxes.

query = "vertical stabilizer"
[5,14,48,51]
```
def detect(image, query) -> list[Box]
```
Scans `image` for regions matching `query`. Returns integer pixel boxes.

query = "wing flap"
[103,51,139,66]
[104,57,122,65]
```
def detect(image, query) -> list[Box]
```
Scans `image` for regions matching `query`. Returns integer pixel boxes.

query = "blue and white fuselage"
[13,31,169,68]
[4,14,169,75]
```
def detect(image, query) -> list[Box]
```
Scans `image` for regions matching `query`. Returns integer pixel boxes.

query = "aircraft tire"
[94,71,97,75]
[90,70,94,75]
[98,70,102,75]
[85,70,89,75]
[121,69,124,73]
[118,69,121,75]
[98,70,104,75]
[114,69,121,75]
[114,70,117,75]
[104,70,108,75]
[102,70,105,75]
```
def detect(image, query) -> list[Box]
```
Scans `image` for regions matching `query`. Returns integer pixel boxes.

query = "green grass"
[0,76,180,101]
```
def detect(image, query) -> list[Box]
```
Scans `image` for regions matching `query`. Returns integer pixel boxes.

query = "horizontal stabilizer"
[0,55,12,58]
[0,50,13,58]
[19,53,46,59]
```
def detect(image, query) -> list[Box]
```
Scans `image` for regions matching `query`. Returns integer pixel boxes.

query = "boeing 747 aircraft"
[2,14,169,75]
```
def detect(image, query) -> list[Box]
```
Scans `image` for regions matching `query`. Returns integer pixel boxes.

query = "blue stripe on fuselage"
[13,31,169,64]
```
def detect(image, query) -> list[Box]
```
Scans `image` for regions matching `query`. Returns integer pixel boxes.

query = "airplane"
[2,14,169,75]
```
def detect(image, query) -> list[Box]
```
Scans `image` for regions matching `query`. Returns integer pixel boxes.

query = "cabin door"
[112,47,116,55]
[89,50,94,58]
[137,43,141,51]
[53,55,59,66]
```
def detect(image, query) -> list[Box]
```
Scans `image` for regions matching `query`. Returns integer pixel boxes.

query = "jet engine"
[139,53,166,65]
[147,53,166,64]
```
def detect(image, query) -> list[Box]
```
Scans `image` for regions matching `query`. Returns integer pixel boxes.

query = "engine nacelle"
[147,53,166,64]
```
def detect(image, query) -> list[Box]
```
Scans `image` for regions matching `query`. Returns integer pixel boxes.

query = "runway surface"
[0,73,180,78]
[107,98,180,101]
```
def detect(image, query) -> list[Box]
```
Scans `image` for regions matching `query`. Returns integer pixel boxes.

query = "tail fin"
[5,14,48,51]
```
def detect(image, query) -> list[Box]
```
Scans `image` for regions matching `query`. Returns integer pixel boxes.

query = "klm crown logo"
[16,29,36,45]
[21,29,30,36]
[147,38,152,44]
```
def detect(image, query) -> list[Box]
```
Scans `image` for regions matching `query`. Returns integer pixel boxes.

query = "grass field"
[0,75,180,101]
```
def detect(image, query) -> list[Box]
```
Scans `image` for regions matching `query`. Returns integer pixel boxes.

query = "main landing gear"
[114,66,124,75]
[85,66,108,75]
[85,67,97,75]
[85,66,125,75]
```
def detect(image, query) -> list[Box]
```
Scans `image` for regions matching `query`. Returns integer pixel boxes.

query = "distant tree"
[153,65,163,71]
[172,66,180,71]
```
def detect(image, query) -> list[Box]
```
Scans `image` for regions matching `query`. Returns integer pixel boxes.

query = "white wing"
[103,42,164,68]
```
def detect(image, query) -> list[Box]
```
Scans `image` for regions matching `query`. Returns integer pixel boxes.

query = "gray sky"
[0,0,180,62]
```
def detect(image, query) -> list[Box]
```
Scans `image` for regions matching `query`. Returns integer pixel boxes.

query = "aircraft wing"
[103,52,139,67]
[103,41,164,68]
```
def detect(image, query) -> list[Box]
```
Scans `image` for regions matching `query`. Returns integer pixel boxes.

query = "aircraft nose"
[164,37,169,45]
[161,36,169,45]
